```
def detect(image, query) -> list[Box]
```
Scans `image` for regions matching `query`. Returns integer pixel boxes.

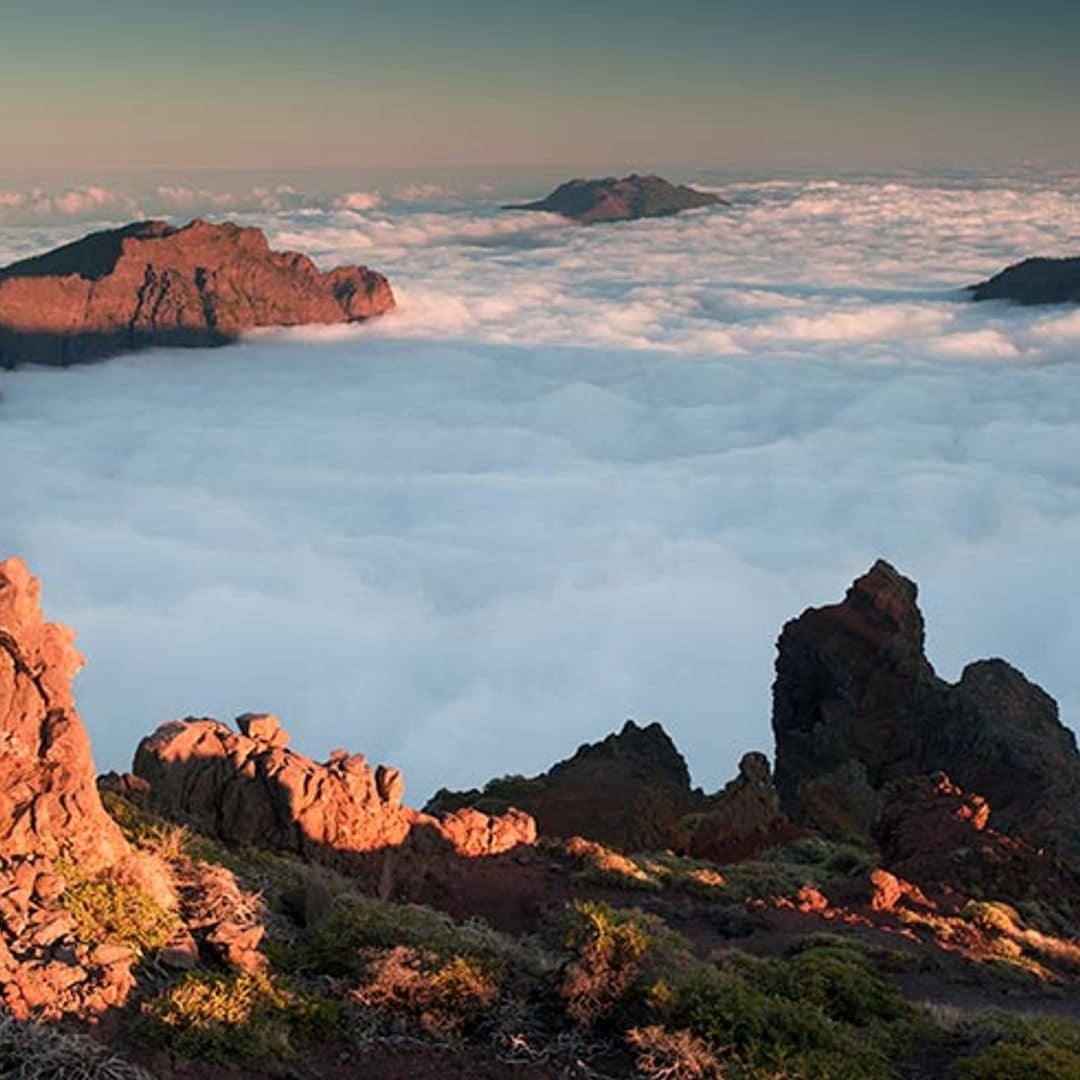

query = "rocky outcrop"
[0,218,395,367]
[427,720,700,853]
[0,558,143,1019]
[504,174,726,223]
[680,752,800,863]
[873,773,1080,917]
[969,256,1080,304]
[772,560,1080,856]
[133,713,536,879]
[0,558,127,872]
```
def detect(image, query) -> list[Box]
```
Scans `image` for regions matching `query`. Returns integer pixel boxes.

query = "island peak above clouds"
[504,172,728,222]
[0,218,395,367]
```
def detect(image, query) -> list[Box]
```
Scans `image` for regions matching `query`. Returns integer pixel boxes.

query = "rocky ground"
[1,556,1078,1078]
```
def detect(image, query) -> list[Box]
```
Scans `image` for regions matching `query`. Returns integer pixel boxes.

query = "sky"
[1,1,1078,174]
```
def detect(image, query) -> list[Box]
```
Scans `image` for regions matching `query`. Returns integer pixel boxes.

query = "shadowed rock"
[680,752,801,863]
[427,719,702,853]
[874,773,1080,916]
[0,218,395,367]
[504,174,727,223]
[969,256,1080,304]
[772,560,1080,855]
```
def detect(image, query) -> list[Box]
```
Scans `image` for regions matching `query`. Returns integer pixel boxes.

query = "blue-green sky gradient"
[2,1,1077,171]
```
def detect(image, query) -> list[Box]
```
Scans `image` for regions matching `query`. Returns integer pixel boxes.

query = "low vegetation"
[0,1014,152,1080]
[85,792,1080,1077]
[57,860,176,956]
[140,971,339,1063]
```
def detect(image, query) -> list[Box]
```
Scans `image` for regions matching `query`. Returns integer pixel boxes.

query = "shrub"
[626,1024,723,1078]
[774,940,910,1026]
[289,893,527,977]
[956,1042,1080,1080]
[141,971,339,1063]
[0,1014,152,1079]
[351,946,499,1040]
[559,901,660,1025]
[57,861,176,956]
[670,960,892,1078]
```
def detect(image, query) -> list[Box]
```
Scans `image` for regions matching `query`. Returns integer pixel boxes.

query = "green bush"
[559,901,685,1026]
[57,861,176,955]
[287,893,525,977]
[352,946,500,1040]
[141,971,339,1063]
[774,941,910,1026]
[957,1042,1080,1080]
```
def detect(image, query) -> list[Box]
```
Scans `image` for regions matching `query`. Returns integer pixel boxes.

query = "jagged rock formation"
[0,558,127,871]
[504,174,727,222]
[133,713,536,878]
[427,720,701,853]
[0,558,140,1018]
[969,255,1080,304]
[680,752,799,862]
[0,218,395,367]
[874,773,1080,917]
[772,560,1080,855]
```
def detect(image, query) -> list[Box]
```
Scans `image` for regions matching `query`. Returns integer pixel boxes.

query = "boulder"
[133,715,536,877]
[0,218,395,367]
[969,256,1080,304]
[772,560,1080,856]
[504,174,727,223]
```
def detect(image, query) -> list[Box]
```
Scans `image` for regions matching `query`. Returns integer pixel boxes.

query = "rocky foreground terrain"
[1,557,1078,1078]
[0,219,395,367]
[504,175,727,222]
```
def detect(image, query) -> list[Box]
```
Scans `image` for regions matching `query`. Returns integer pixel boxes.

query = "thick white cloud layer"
[2,173,1079,801]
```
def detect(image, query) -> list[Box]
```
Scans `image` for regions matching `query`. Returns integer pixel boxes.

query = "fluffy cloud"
[1,171,1079,803]
[334,190,383,211]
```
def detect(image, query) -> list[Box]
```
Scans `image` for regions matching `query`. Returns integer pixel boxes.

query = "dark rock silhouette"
[969,256,1080,304]
[427,719,700,852]
[504,174,727,222]
[0,218,395,367]
[680,752,800,863]
[772,560,1080,856]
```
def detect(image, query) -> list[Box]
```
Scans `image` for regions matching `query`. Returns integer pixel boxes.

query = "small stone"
[88,943,132,967]
[236,713,288,746]
[374,765,404,805]
[32,872,64,903]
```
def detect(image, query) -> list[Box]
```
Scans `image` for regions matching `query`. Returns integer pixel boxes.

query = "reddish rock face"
[0,218,395,366]
[132,715,536,878]
[681,752,800,863]
[0,558,127,872]
[0,558,140,1019]
[873,773,1080,917]
[772,560,1080,855]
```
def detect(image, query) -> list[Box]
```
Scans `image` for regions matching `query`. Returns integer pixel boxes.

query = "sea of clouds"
[2,170,1079,800]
